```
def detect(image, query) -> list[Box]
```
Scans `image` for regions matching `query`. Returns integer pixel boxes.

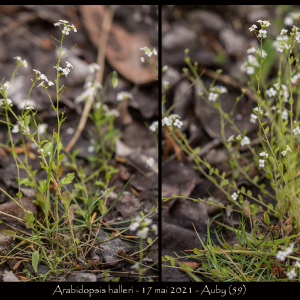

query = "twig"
[65,5,115,152]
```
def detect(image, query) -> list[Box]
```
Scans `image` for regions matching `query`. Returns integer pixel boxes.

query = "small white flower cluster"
[227,135,235,143]
[246,46,267,59]
[18,99,36,110]
[88,63,101,73]
[0,81,10,92]
[162,114,183,128]
[284,12,300,27]
[241,136,250,146]
[276,243,294,262]
[0,98,13,108]
[53,20,77,35]
[282,145,292,156]
[33,69,54,88]
[273,26,300,53]
[116,91,133,101]
[98,103,120,118]
[290,73,300,84]
[249,20,270,40]
[293,125,300,135]
[259,159,265,168]
[208,85,227,102]
[13,56,27,68]
[258,151,269,168]
[149,120,158,133]
[53,61,73,78]
[250,113,257,124]
[11,120,29,134]
[140,46,157,62]
[281,109,289,121]
[240,52,260,75]
[75,82,101,104]
[231,191,239,201]
[146,157,155,168]
[129,216,157,239]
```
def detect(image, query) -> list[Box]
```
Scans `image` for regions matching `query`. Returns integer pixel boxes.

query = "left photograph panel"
[0,5,158,282]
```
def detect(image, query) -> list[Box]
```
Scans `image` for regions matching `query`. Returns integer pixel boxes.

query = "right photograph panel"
[162,5,300,282]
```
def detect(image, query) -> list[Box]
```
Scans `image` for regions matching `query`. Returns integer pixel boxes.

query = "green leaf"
[61,173,75,185]
[32,250,39,273]
[24,211,35,229]
[61,191,71,210]
[264,126,269,135]
[43,142,53,154]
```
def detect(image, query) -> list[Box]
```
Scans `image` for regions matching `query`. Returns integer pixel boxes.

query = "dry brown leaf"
[80,5,157,84]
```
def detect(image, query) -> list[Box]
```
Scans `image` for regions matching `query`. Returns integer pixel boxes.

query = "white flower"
[107,109,119,117]
[286,145,292,152]
[162,117,172,126]
[5,98,13,107]
[276,250,287,261]
[149,121,158,133]
[241,136,250,146]
[140,46,153,57]
[17,99,36,110]
[151,224,158,235]
[53,22,61,26]
[38,123,48,135]
[249,24,257,32]
[246,66,255,75]
[250,113,257,124]
[281,29,288,35]
[287,269,297,279]
[13,56,21,61]
[260,151,269,158]
[22,60,28,68]
[54,65,63,71]
[33,69,41,75]
[88,63,100,73]
[282,150,287,156]
[258,29,267,38]
[142,218,152,227]
[282,110,289,120]
[227,135,235,142]
[48,81,54,87]
[40,74,47,80]
[11,124,19,133]
[293,126,300,135]
[131,262,140,270]
[146,157,155,168]
[295,261,300,268]
[62,68,70,76]
[231,192,238,201]
[59,20,69,24]
[37,81,44,87]
[70,25,77,32]
[66,61,73,69]
[140,57,145,62]
[87,145,94,153]
[129,222,140,231]
[284,16,294,26]
[137,227,149,239]
[3,81,10,89]
[116,91,133,101]
[266,87,277,98]
[153,48,157,55]
[259,159,265,168]
[208,92,219,102]
[173,119,183,128]
[66,127,75,135]
[163,81,170,90]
